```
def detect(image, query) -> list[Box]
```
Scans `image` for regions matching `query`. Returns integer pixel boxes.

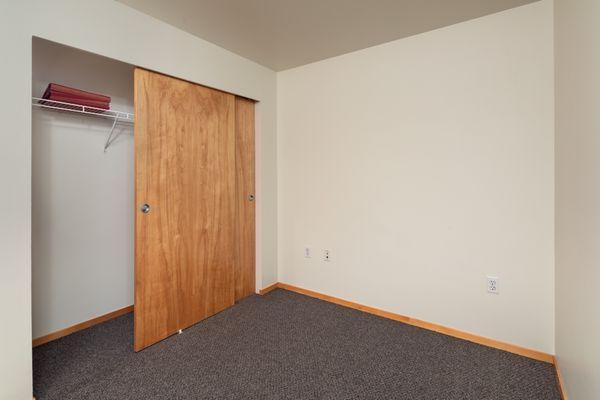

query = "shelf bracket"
[103,115,119,153]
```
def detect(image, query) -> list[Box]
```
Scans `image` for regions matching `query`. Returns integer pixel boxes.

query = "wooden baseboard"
[553,357,569,400]
[259,282,555,364]
[258,282,279,295]
[32,305,134,347]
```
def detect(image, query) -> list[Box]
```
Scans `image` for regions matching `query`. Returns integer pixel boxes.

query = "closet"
[32,40,256,353]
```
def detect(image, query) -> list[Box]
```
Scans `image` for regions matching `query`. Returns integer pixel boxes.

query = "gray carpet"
[33,289,562,399]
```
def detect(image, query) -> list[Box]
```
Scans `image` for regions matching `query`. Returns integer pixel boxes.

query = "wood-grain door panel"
[134,68,235,351]
[234,97,256,301]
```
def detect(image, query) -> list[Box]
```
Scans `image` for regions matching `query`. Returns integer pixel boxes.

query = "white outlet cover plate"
[487,276,499,294]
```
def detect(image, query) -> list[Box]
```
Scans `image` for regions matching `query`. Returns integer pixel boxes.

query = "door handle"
[140,203,151,214]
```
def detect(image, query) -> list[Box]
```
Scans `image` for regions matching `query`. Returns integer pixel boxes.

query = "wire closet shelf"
[32,96,134,152]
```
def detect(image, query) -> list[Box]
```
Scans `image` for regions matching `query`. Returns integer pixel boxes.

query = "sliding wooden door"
[134,68,236,351]
[234,97,256,301]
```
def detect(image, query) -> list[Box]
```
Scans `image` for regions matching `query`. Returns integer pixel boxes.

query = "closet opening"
[32,37,136,349]
[31,37,256,398]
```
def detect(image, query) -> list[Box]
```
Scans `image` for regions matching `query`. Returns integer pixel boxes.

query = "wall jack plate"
[304,247,311,258]
[323,249,331,262]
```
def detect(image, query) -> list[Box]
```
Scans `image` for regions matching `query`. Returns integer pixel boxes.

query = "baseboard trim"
[258,282,279,295]
[32,305,134,347]
[260,282,555,364]
[554,357,568,400]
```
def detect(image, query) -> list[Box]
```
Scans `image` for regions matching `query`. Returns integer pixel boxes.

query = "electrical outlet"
[323,249,331,262]
[304,247,311,258]
[487,276,499,294]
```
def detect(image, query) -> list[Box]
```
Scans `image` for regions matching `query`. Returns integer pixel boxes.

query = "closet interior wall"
[32,38,135,340]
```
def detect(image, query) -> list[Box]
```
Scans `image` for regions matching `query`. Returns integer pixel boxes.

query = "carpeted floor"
[33,289,562,399]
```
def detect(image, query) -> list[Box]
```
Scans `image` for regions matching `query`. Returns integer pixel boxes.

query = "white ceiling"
[117,0,539,71]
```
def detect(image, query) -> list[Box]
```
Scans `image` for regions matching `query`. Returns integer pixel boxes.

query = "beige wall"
[277,0,554,353]
[0,1,277,399]
[555,0,600,398]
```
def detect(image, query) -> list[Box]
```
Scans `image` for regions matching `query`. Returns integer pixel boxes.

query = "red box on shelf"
[41,83,111,110]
